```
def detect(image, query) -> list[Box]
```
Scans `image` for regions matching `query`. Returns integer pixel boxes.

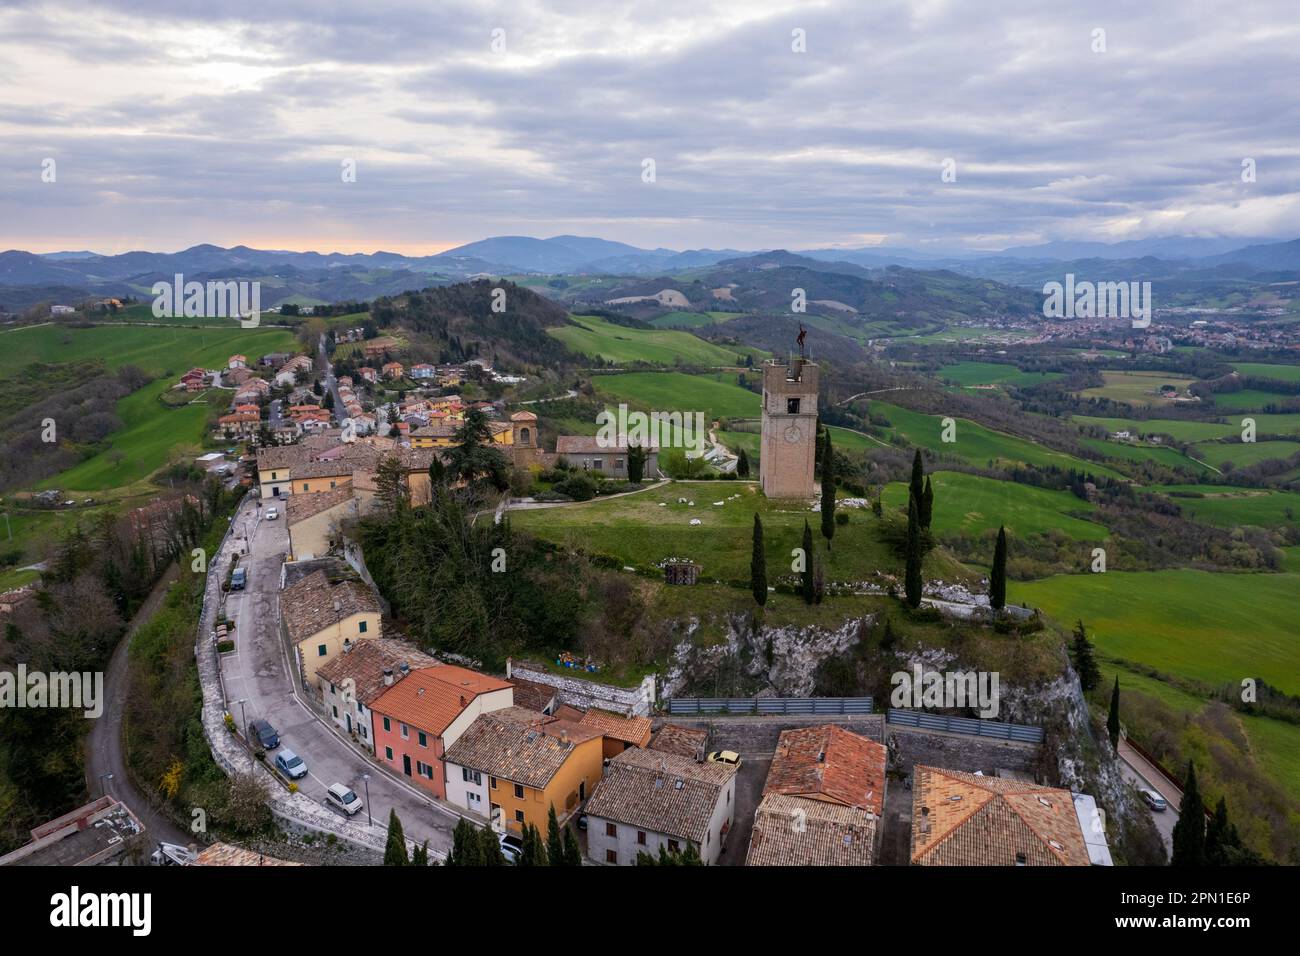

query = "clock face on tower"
[783,424,802,444]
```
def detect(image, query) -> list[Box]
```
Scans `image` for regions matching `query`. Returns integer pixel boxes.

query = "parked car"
[498,832,523,864]
[230,567,246,590]
[1141,789,1168,812]
[264,507,279,520]
[248,718,279,749]
[707,750,742,769]
[326,783,363,816]
[275,749,308,780]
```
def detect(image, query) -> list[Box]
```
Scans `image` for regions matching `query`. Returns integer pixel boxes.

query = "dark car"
[248,718,279,749]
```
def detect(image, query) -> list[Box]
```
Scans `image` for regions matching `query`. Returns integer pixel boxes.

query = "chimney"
[382,667,394,686]
[560,729,569,745]
[459,695,467,707]
[398,662,410,676]
[505,657,512,680]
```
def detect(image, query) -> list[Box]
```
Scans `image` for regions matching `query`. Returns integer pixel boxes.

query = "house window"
[637,831,646,846]
[605,822,618,838]
[467,792,482,808]
[490,776,498,790]
[606,849,618,864]
[514,810,525,824]
[417,762,433,779]
[668,839,679,853]
[786,398,801,414]
[462,768,481,785]
[514,783,524,799]
[271,472,278,479]
[332,706,338,718]
[329,682,336,694]
[614,459,623,470]
[360,725,368,739]
[359,621,368,634]
[1015,852,1027,866]
[385,746,393,761]
[302,483,309,492]
[400,723,409,739]
[329,481,336,489]
[383,716,391,732]
[418,731,427,747]
[317,644,327,657]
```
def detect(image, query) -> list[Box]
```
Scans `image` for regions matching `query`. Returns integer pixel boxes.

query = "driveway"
[718,756,768,866]
[217,497,459,854]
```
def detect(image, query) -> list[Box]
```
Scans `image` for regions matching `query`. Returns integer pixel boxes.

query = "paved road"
[1117,739,1179,857]
[217,497,459,854]
[85,565,192,848]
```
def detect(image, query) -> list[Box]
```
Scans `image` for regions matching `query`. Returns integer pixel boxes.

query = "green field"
[1080,437,1212,473]
[1079,370,1199,406]
[1191,439,1300,469]
[1158,486,1300,527]
[1232,362,1300,383]
[511,480,969,585]
[1017,568,1300,696]
[881,471,1108,540]
[938,361,1062,388]
[645,311,740,329]
[3,324,296,493]
[593,371,761,420]
[1073,415,1239,442]
[867,401,1124,478]
[547,314,764,366]
[1209,389,1297,412]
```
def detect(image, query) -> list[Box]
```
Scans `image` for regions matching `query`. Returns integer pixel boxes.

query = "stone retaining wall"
[508,660,655,717]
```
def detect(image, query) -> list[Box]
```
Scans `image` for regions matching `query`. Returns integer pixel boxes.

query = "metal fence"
[886,708,1044,743]
[666,697,874,716]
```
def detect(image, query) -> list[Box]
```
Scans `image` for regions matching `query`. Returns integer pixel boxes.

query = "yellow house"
[281,570,382,686]
[409,420,513,450]
[256,446,307,499]
[286,487,358,560]
[442,708,605,834]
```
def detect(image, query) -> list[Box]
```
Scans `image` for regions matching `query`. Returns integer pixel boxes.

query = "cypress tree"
[447,818,481,866]
[412,841,429,866]
[518,823,547,866]
[1070,619,1101,692]
[736,448,750,478]
[801,520,815,605]
[562,824,583,865]
[1171,761,1206,866]
[920,475,934,529]
[909,448,924,505]
[820,432,836,548]
[479,825,507,865]
[990,525,1007,610]
[383,808,409,866]
[1106,676,1121,750]
[546,805,564,863]
[751,513,768,607]
[628,444,646,484]
[904,495,923,609]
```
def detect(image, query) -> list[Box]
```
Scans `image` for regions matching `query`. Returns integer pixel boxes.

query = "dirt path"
[85,563,191,847]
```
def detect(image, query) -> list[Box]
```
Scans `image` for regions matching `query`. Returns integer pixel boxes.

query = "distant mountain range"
[2,234,1298,312]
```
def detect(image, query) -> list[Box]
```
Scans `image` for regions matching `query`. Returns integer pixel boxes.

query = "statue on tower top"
[796,322,807,358]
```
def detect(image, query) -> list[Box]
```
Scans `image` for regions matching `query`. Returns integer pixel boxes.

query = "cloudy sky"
[2,0,1297,255]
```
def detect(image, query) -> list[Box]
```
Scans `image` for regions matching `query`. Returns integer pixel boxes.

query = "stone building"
[759,359,819,498]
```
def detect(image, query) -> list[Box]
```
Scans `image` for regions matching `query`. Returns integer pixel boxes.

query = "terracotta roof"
[555,436,656,455]
[745,793,878,866]
[443,710,599,788]
[192,843,300,866]
[553,703,586,722]
[508,677,557,714]
[295,460,354,480]
[764,725,886,814]
[910,766,1090,866]
[280,570,381,644]
[577,709,652,747]
[317,638,441,706]
[582,748,735,844]
[286,486,355,526]
[370,665,512,737]
[648,724,708,761]
[256,445,308,471]
[510,411,537,422]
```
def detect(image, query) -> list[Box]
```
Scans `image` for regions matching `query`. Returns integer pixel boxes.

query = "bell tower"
[759,359,819,498]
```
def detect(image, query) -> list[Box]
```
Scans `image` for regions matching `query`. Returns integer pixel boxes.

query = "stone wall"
[656,714,885,754]
[508,661,655,717]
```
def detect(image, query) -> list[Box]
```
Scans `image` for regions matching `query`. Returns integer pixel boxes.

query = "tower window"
[786,398,801,414]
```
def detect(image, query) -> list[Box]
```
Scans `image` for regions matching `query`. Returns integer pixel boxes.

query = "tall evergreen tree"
[478,825,507,865]
[518,823,548,866]
[383,808,409,866]
[920,476,934,530]
[628,444,646,484]
[1070,619,1101,692]
[561,824,583,865]
[909,448,924,505]
[447,818,481,866]
[904,495,923,608]
[800,520,815,605]
[1106,676,1121,750]
[412,841,429,866]
[750,513,768,607]
[1171,761,1207,866]
[736,448,750,478]
[820,431,836,548]
[990,525,1007,610]
[546,805,564,863]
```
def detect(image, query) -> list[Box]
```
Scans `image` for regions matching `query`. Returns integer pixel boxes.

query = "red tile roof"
[763,724,886,814]
[369,665,511,736]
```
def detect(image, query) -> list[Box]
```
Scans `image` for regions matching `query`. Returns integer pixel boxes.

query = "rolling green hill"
[548,314,765,365]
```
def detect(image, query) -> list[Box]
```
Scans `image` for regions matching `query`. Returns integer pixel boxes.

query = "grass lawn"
[1016,568,1300,696]
[881,471,1108,540]
[593,371,761,420]
[1209,389,1297,412]
[1072,415,1239,442]
[1190,439,1300,469]
[867,401,1124,478]
[938,361,1062,388]
[1079,371,1199,406]
[511,480,971,586]
[1158,486,1300,528]
[548,314,765,366]
[1231,362,1300,383]
[645,311,741,329]
[1080,438,1212,473]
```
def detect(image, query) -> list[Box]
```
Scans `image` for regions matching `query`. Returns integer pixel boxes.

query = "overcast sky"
[2,0,1297,255]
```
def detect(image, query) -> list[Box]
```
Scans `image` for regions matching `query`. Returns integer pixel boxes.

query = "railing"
[886,708,1044,743]
[666,697,874,716]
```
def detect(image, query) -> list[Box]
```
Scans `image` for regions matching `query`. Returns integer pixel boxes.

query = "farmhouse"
[554,436,659,478]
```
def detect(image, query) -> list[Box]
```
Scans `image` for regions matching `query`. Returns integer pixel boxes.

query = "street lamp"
[362,773,372,828]
[98,772,114,797]
[232,698,248,735]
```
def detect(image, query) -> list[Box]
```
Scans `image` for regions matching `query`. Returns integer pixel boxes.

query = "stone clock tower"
[759,359,819,498]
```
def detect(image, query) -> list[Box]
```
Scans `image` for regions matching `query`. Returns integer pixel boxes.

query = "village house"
[371,668,515,801]
[382,361,404,380]
[576,709,652,760]
[216,411,261,439]
[554,436,659,478]
[286,486,358,560]
[910,766,1092,866]
[583,748,737,865]
[228,354,247,369]
[410,363,436,379]
[746,724,887,866]
[648,724,708,762]
[280,570,382,686]
[316,638,439,750]
[443,707,603,832]
[358,367,379,384]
